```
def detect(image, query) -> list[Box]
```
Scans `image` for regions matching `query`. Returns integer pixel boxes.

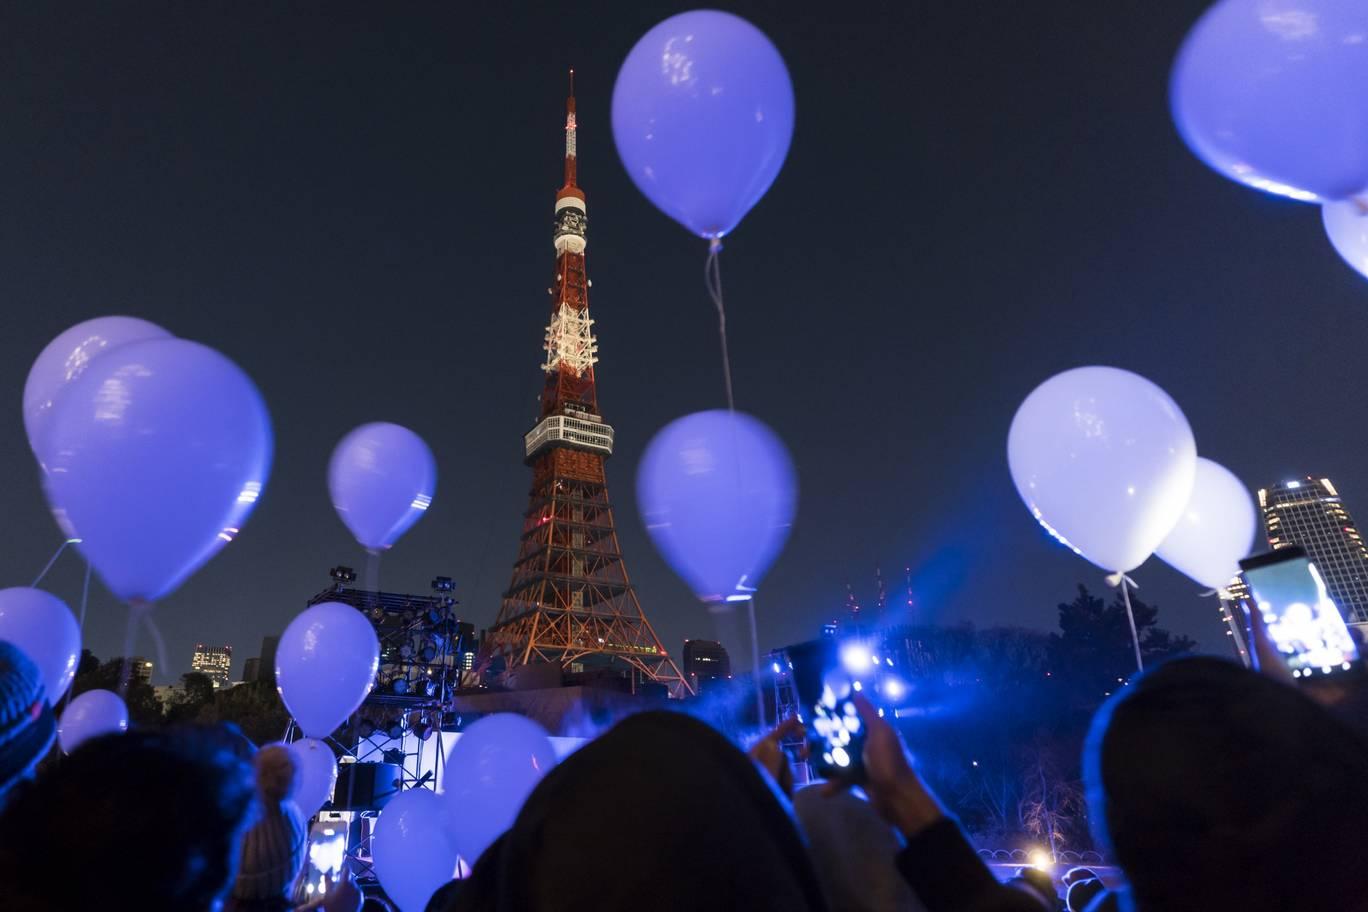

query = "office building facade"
[191,644,233,689]
[1258,477,1368,626]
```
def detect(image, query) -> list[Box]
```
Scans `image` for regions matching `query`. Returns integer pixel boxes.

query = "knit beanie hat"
[0,641,57,795]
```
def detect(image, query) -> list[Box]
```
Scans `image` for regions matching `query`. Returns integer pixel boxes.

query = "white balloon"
[0,587,81,701]
[1323,200,1368,280]
[1008,366,1197,573]
[57,689,128,753]
[23,316,172,467]
[286,737,339,819]
[1156,458,1257,591]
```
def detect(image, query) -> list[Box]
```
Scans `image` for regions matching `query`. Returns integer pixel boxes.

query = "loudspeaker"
[332,762,401,810]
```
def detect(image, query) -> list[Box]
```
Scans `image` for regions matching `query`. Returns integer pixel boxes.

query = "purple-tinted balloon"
[442,714,556,866]
[23,316,172,467]
[0,588,80,701]
[57,689,128,754]
[42,339,273,602]
[1323,199,1368,279]
[636,410,797,603]
[276,601,379,739]
[283,737,338,819]
[612,10,795,238]
[1171,0,1368,202]
[373,788,460,912]
[328,422,437,552]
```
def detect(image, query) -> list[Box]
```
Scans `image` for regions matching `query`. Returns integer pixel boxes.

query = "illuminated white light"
[771,661,782,674]
[843,702,857,716]
[844,715,860,734]
[840,644,872,672]
[1029,850,1053,872]
[852,680,863,692]
[1286,480,1301,489]
[877,708,884,717]
[870,654,880,666]
[831,746,851,768]
[885,658,893,667]
[822,752,833,765]
[1344,662,1353,671]
[814,718,832,737]
[884,679,904,699]
[821,686,836,710]
[724,594,751,602]
[410,494,432,511]
[236,481,262,504]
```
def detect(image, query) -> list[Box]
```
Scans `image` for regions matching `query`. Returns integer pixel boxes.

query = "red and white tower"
[486,76,690,697]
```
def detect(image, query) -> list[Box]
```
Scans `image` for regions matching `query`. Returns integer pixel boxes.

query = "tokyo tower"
[486,75,690,697]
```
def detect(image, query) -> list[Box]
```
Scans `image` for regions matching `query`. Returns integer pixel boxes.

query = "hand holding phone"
[1239,548,1362,679]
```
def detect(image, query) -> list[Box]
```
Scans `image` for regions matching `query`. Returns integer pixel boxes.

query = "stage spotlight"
[391,678,410,695]
[357,720,375,739]
[420,644,437,663]
[412,719,435,741]
[386,720,404,741]
[399,643,415,660]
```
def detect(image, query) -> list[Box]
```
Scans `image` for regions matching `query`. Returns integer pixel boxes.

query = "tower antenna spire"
[564,68,578,188]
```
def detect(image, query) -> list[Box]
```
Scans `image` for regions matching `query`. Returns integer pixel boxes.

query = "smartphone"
[1238,547,1362,678]
[786,638,900,782]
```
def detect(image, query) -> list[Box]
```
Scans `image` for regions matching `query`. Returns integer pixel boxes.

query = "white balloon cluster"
[1008,366,1256,599]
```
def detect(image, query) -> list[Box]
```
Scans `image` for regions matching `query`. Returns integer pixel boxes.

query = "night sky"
[3,2,1364,683]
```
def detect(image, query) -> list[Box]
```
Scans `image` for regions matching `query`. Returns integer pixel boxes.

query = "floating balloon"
[442,714,556,865]
[1323,200,1368,279]
[328,423,437,551]
[57,689,128,753]
[42,338,272,603]
[372,787,460,912]
[23,316,172,467]
[276,602,379,738]
[1008,367,1197,574]
[637,409,797,603]
[285,737,338,819]
[612,10,795,238]
[1171,0,1368,202]
[0,587,80,701]
[1156,458,1257,591]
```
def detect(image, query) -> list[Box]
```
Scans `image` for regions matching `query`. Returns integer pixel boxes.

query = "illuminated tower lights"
[486,75,690,697]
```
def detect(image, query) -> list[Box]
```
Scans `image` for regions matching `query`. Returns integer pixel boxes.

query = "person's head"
[0,725,256,911]
[438,710,827,912]
[792,784,921,911]
[1066,878,1105,912]
[254,742,300,806]
[1005,875,1056,911]
[1061,867,1098,888]
[0,640,56,804]
[1085,656,1368,912]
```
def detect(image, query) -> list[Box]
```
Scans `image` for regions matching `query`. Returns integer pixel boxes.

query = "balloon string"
[118,599,152,696]
[705,239,736,412]
[747,597,765,728]
[1118,577,1144,673]
[141,610,170,688]
[77,561,92,631]
[30,539,72,588]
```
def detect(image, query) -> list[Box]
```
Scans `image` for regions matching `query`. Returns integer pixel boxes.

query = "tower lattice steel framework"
[487,75,690,697]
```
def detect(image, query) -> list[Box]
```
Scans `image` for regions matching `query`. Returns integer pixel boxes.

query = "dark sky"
[2,2,1364,683]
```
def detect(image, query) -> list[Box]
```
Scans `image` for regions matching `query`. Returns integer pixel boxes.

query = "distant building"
[191,644,233,689]
[258,636,279,683]
[129,656,154,685]
[241,657,260,683]
[1258,477,1368,627]
[1218,577,1252,667]
[682,640,731,692]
